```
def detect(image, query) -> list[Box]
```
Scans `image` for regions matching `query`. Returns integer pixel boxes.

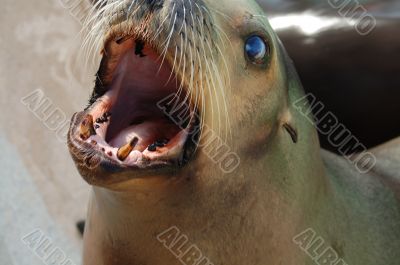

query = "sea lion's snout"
[67,0,220,185]
[67,44,202,185]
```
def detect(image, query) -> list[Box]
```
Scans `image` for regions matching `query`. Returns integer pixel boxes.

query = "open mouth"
[70,37,201,171]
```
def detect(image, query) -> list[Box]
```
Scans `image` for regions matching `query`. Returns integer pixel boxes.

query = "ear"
[283,122,298,143]
[281,110,298,144]
[277,40,301,144]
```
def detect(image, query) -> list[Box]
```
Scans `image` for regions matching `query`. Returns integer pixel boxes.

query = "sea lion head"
[68,0,321,191]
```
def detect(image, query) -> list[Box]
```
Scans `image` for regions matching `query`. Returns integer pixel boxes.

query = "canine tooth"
[117,137,139,161]
[80,115,96,140]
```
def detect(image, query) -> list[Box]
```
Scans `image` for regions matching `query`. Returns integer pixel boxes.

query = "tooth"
[117,137,139,161]
[80,115,96,140]
[95,112,111,124]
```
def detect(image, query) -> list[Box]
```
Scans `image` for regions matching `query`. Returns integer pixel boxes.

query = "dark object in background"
[77,220,85,236]
[259,0,400,153]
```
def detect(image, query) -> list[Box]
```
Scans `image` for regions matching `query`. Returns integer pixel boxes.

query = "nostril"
[145,0,164,11]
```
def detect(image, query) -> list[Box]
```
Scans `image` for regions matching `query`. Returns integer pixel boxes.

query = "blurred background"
[0,0,399,264]
[1,1,92,264]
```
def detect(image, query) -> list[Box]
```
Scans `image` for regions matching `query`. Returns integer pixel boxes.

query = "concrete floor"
[0,1,95,263]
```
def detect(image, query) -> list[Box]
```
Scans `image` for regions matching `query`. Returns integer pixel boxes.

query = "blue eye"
[245,35,269,65]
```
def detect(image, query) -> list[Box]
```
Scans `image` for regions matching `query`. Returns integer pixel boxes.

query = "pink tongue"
[109,119,181,151]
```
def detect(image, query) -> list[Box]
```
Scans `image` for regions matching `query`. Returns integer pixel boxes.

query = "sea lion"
[67,0,400,264]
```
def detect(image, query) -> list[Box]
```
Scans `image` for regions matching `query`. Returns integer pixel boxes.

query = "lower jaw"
[76,110,199,166]
[67,114,200,188]
[70,91,201,174]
